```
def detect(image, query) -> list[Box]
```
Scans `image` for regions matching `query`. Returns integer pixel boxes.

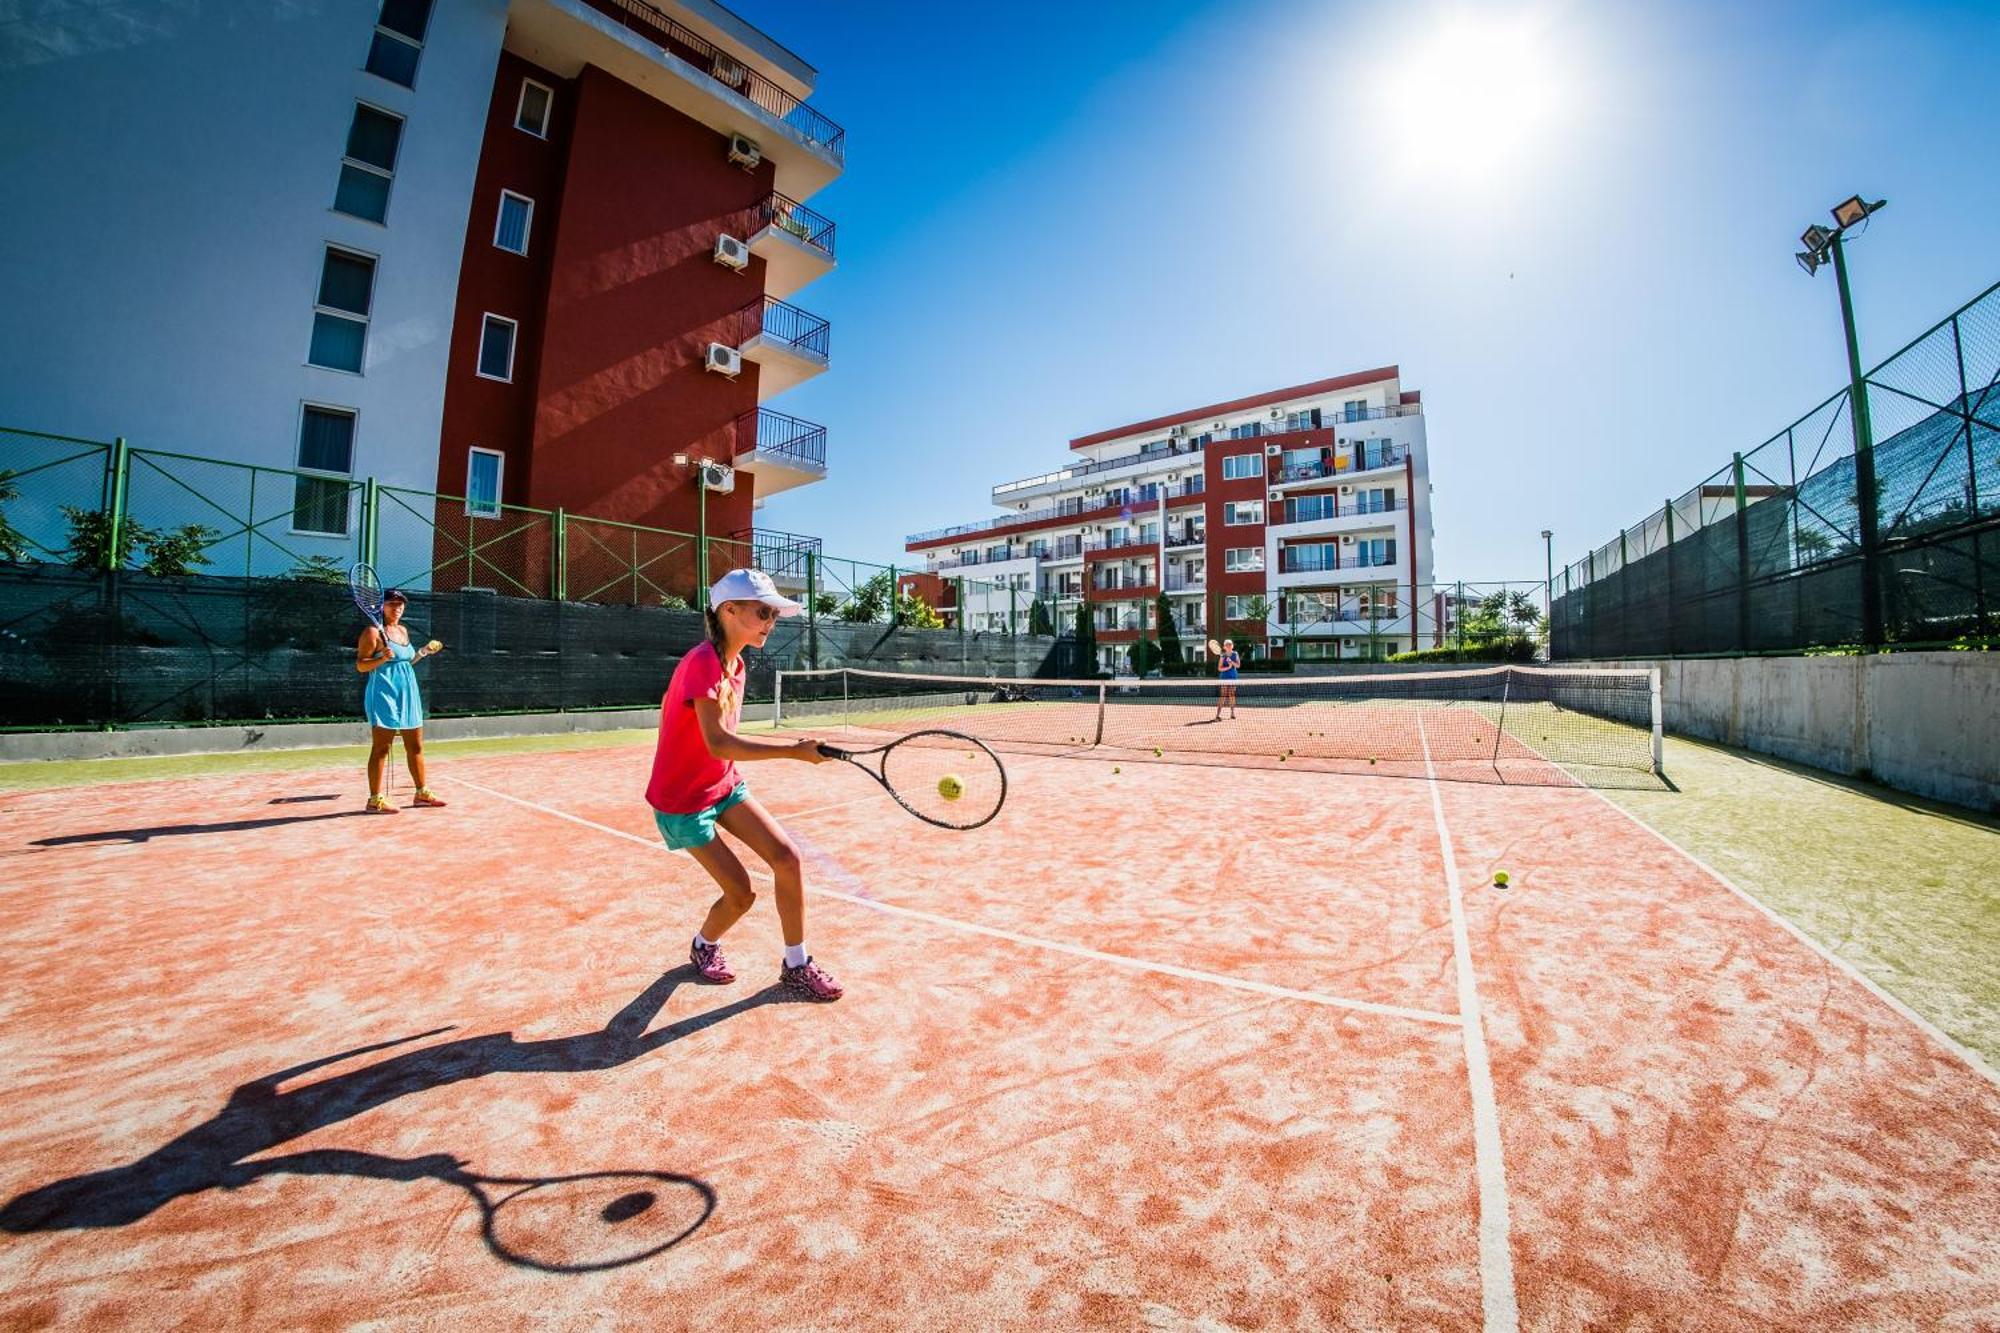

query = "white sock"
[784,943,808,968]
[694,932,715,950]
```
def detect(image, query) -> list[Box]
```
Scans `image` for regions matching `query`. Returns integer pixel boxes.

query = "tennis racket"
[350,562,443,663]
[816,729,1006,830]
[1206,637,1222,656]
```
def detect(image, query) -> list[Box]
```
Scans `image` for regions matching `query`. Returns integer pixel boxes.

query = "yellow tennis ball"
[425,639,442,653]
[937,774,963,802]
[1153,747,1162,757]
[1492,871,1510,887]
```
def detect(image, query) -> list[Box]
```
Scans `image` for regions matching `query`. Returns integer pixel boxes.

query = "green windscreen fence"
[1553,279,2000,657]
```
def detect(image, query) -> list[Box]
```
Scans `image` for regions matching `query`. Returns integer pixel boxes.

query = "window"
[477,314,517,381]
[334,103,404,223]
[1221,454,1261,481]
[1288,592,1337,624]
[1224,501,1263,526]
[1224,547,1263,572]
[293,405,356,535]
[1224,595,1265,621]
[365,0,433,87]
[467,447,504,518]
[1138,521,1159,543]
[1343,399,1366,422]
[494,191,533,255]
[516,79,553,137]
[1227,422,1263,440]
[309,247,376,372]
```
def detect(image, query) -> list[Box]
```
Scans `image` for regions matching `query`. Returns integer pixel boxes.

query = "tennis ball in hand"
[937,774,963,802]
[425,639,442,653]
[1492,871,1510,888]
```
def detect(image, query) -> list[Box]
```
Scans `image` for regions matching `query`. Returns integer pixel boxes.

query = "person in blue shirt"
[1215,638,1240,720]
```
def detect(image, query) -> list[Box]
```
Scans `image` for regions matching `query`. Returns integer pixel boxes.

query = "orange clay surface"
[1,740,1996,1330]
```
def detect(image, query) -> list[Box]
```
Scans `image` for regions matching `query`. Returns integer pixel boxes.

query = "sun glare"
[1380,11,1568,182]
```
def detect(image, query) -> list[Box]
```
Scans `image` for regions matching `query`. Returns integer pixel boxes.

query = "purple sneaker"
[690,938,735,984]
[780,957,844,1002]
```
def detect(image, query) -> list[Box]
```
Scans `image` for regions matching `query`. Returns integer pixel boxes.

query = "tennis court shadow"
[0,967,790,1265]
[31,811,372,846]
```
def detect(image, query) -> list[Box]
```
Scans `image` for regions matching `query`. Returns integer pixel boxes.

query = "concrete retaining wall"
[1573,653,1999,812]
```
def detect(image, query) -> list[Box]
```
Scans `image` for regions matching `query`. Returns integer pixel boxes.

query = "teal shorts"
[654,782,750,851]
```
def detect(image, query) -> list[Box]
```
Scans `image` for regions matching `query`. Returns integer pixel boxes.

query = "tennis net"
[772,665,1663,785]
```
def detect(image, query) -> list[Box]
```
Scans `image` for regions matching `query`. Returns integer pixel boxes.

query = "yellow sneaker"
[366,794,398,814]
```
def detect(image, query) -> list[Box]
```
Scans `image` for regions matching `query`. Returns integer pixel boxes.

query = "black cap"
[382,588,408,603]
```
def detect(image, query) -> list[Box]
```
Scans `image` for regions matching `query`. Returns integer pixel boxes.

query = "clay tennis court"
[2,705,1997,1328]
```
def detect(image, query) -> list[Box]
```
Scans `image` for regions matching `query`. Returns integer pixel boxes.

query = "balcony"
[737,297,828,397]
[748,192,835,299]
[1083,532,1158,557]
[1164,530,1205,550]
[907,477,1205,549]
[1269,497,1401,540]
[1271,555,1401,591]
[512,0,844,199]
[1269,446,1407,489]
[1162,572,1205,593]
[732,408,826,496]
[732,526,819,590]
[991,445,1205,503]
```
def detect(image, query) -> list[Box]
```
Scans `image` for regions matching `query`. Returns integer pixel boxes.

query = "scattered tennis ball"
[1113,766,1121,774]
[1153,747,1163,757]
[1369,756,1378,765]
[937,774,963,802]
[1492,871,1510,888]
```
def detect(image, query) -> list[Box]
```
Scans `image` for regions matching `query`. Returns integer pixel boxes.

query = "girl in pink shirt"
[648,569,842,1001]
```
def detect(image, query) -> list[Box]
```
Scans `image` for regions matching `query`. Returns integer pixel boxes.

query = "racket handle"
[816,743,851,761]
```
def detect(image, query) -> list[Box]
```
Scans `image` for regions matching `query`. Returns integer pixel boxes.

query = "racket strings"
[880,735,1005,829]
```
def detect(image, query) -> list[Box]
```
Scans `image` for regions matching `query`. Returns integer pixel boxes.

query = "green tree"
[139,523,217,577]
[285,554,349,584]
[836,571,893,622]
[1073,598,1096,674]
[60,505,153,570]
[1155,593,1185,673]
[1029,598,1055,637]
[899,590,945,629]
[1226,594,1272,658]
[811,592,840,617]
[0,470,29,563]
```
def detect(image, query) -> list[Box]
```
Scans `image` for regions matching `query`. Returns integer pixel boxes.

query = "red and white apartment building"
[0,0,838,586]
[903,370,1436,672]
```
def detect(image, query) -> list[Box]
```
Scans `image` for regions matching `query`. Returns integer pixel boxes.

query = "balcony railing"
[732,526,820,578]
[1082,533,1160,556]
[580,0,846,161]
[1163,573,1204,592]
[992,443,1205,498]
[1278,551,1399,574]
[1273,447,1406,484]
[910,476,1206,547]
[1164,531,1204,549]
[734,407,826,468]
[1273,496,1401,525]
[742,296,829,358]
[756,192,835,260]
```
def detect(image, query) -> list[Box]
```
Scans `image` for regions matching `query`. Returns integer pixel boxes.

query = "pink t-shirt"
[645,641,745,815]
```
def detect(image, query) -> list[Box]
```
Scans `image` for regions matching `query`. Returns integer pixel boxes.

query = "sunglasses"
[727,602,779,623]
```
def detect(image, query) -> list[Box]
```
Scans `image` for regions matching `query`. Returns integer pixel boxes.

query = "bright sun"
[1380,11,1568,181]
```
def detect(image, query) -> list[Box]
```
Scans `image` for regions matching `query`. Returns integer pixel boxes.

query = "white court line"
[443,775,1458,1028]
[1417,715,1520,1333]
[1578,781,2000,1089]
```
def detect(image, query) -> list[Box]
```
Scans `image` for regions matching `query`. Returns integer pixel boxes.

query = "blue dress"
[365,633,425,730]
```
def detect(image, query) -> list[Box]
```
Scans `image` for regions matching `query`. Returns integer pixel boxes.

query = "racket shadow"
[0,968,797,1269]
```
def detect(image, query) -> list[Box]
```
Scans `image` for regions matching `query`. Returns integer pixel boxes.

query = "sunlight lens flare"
[1383,11,1567,180]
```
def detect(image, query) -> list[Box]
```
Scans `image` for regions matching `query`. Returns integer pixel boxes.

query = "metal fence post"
[1453,579,1464,661]
[362,475,380,569]
[888,563,898,625]
[1732,453,1751,652]
[1009,581,1017,635]
[805,550,819,669]
[956,576,965,637]
[1953,314,1987,634]
[1662,499,1676,657]
[1830,234,1883,649]
[553,507,568,601]
[103,437,130,571]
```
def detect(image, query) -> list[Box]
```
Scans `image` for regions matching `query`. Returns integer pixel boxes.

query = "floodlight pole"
[1540,529,1553,661]
[1828,232,1883,648]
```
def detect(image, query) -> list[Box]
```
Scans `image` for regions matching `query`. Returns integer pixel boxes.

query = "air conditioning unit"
[1169,424,1186,437]
[1268,490,1282,502]
[1270,409,1283,420]
[705,342,742,376]
[712,54,748,87]
[1340,485,1354,495]
[727,133,761,169]
[713,233,749,270]
[1213,420,1226,430]
[1264,444,1281,456]
[1342,535,1356,545]
[699,460,736,493]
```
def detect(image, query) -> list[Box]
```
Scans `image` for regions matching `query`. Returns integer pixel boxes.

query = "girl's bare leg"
[686,834,757,942]
[717,796,806,947]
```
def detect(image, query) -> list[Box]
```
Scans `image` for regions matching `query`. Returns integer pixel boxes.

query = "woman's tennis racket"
[1206,637,1222,656]
[816,729,1006,830]
[351,561,387,651]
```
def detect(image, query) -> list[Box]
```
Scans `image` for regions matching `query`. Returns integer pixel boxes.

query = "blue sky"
[729,0,2000,581]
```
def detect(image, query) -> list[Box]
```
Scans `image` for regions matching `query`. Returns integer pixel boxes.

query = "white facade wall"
[0,0,507,499]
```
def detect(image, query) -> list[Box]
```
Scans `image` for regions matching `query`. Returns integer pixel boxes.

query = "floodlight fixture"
[672,452,689,466]
[1832,196,1870,228]
[1796,250,1821,277]
[1800,224,1834,255]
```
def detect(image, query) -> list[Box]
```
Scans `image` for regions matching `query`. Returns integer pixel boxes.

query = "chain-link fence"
[1554,279,2000,657]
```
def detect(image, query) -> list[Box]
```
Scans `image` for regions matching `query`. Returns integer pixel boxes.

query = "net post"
[102,436,130,572]
[889,563,898,626]
[1092,681,1106,746]
[1649,666,1664,774]
[773,669,784,729]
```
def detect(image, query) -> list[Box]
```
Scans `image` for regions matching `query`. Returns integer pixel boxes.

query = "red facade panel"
[523,65,774,536]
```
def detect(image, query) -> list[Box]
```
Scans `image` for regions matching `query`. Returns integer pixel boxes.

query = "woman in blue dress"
[356,588,446,813]
[1214,638,1241,720]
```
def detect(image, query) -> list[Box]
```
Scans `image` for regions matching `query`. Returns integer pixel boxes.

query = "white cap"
[709,567,803,616]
